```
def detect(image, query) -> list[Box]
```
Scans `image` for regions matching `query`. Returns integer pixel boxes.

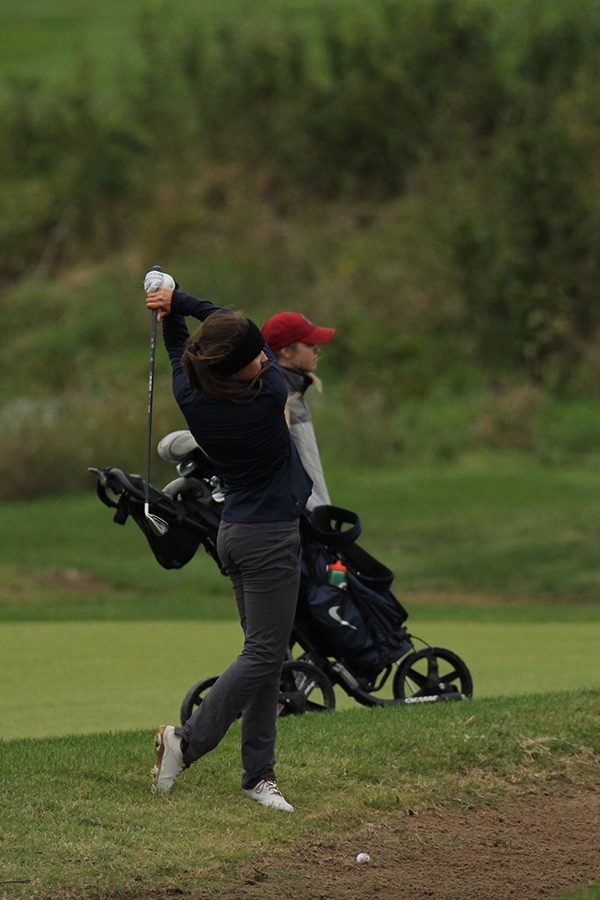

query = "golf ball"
[356,852,370,864]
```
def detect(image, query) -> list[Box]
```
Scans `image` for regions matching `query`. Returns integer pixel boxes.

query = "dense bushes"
[2,0,600,496]
[2,0,600,369]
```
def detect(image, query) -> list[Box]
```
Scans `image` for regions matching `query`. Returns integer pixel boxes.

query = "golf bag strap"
[113,493,130,526]
[94,475,118,510]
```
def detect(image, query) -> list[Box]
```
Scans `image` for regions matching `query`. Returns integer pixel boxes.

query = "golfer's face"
[285,342,321,373]
[234,351,268,382]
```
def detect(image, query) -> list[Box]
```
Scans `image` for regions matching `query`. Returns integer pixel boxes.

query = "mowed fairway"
[2,616,599,740]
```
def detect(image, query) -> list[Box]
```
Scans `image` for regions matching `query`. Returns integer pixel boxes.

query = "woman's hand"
[146,287,174,322]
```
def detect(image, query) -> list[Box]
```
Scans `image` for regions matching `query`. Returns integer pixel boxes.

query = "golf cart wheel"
[278,660,336,716]
[393,647,473,701]
[180,675,219,725]
[179,661,335,725]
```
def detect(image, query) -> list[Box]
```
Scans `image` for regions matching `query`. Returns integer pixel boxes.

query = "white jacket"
[281,368,331,511]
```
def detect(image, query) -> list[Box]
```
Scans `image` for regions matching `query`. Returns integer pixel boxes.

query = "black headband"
[210,319,265,376]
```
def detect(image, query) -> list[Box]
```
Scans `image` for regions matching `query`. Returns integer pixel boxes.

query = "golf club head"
[144,503,169,537]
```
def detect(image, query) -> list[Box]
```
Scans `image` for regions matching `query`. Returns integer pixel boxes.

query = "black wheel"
[180,675,219,725]
[393,647,473,701]
[179,661,336,725]
[278,660,336,716]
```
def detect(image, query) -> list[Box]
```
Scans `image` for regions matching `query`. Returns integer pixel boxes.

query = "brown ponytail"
[182,311,267,401]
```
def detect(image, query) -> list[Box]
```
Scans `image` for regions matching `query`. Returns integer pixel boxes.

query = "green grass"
[0,459,597,895]
[0,0,366,86]
[561,888,600,900]
[1,618,600,741]
[0,621,241,739]
[0,691,597,898]
[1,460,599,625]
[0,0,218,84]
[331,458,600,601]
[1,462,598,741]
[0,489,232,621]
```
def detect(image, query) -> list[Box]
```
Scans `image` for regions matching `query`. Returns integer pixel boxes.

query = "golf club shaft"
[144,265,162,508]
[144,310,158,506]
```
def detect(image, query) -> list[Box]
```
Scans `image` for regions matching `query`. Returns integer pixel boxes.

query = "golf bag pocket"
[341,543,394,591]
[345,573,411,666]
[125,498,203,569]
[300,581,379,672]
[93,467,205,570]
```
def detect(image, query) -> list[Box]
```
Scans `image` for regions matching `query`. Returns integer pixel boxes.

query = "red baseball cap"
[262,311,336,352]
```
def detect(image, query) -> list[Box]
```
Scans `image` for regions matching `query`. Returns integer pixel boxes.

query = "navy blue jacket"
[162,290,312,523]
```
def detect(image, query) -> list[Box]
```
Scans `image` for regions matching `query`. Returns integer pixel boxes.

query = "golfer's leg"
[175,525,247,763]
[177,522,299,768]
[179,557,298,767]
[239,522,301,788]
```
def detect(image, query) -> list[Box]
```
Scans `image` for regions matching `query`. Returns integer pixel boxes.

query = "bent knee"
[240,644,286,671]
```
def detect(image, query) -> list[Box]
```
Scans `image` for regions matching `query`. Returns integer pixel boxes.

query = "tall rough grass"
[2,0,599,367]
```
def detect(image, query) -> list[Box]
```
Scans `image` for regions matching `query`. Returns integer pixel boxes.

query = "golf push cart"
[91,429,473,720]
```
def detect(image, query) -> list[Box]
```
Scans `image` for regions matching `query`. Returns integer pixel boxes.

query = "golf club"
[144,265,169,537]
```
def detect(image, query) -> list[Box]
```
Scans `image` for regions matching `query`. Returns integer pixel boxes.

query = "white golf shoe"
[244,777,294,812]
[151,725,186,794]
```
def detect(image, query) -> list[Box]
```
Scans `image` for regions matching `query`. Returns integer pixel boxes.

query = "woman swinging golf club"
[145,272,312,812]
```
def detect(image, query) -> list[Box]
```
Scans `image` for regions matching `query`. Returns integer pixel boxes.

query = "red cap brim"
[305,325,336,345]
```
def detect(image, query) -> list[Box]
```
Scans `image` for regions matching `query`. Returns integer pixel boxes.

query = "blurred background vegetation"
[1,0,600,498]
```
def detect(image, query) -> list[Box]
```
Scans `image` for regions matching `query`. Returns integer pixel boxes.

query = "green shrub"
[1,0,600,496]
[0,378,181,501]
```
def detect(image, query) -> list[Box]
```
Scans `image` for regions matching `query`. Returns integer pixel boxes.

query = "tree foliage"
[1,0,600,386]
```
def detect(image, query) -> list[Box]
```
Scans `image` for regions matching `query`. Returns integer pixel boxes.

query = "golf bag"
[298,507,413,679]
[91,466,222,572]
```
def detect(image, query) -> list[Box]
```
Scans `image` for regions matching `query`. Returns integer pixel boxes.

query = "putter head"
[144,503,169,536]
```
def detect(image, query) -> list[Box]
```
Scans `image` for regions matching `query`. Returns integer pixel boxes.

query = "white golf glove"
[144,270,176,293]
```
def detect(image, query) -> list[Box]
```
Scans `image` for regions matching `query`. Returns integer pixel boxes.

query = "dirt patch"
[43,785,599,900]
[276,786,600,900]
[31,567,110,592]
[0,566,113,598]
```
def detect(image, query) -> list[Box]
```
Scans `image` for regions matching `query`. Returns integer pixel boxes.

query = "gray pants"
[176,518,301,789]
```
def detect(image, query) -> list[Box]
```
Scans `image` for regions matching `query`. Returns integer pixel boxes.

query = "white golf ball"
[356,852,370,864]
